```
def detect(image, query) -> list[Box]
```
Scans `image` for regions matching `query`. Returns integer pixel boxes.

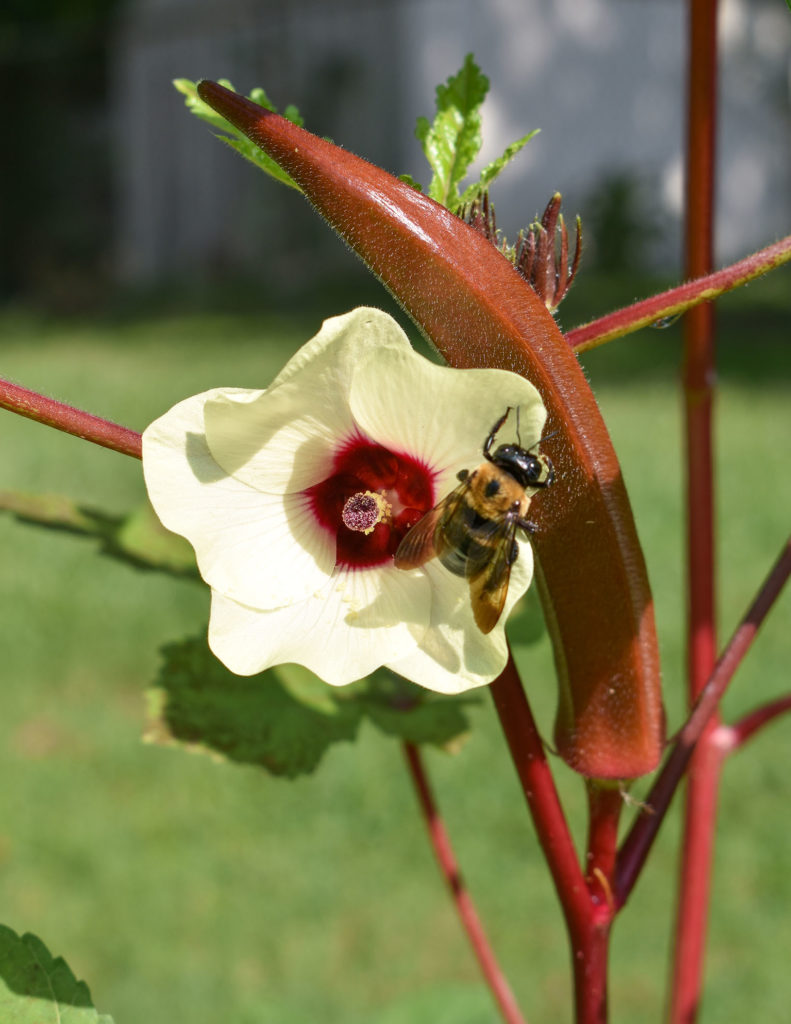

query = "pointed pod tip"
[196,80,272,134]
[196,79,225,102]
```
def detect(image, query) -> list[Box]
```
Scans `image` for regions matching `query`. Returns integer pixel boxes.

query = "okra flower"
[142,308,547,694]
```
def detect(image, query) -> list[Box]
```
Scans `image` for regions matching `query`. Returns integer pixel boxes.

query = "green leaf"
[0,925,113,1024]
[174,78,304,193]
[411,55,538,214]
[0,491,198,579]
[355,670,477,750]
[415,54,489,211]
[457,129,540,210]
[147,636,363,778]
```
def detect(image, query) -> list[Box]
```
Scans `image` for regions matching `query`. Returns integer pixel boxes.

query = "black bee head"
[491,444,555,490]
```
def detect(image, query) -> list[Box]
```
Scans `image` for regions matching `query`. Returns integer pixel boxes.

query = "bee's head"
[491,444,555,490]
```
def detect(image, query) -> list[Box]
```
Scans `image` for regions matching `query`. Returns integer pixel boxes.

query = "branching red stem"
[402,743,527,1024]
[616,535,791,906]
[728,693,791,749]
[0,377,142,460]
[565,235,791,351]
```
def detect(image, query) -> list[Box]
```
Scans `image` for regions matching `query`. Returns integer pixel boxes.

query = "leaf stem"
[402,742,528,1024]
[565,234,791,352]
[0,377,142,460]
[615,535,791,906]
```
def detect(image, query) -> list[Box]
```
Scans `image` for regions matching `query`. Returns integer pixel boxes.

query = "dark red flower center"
[305,436,436,569]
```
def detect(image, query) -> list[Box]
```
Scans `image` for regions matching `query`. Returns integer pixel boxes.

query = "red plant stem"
[565,234,791,351]
[616,535,791,906]
[0,377,142,460]
[683,0,719,704]
[672,0,721,1018]
[490,654,611,1023]
[671,734,723,1024]
[728,693,791,749]
[402,743,528,1024]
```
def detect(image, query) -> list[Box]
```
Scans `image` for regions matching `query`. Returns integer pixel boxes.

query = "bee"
[394,409,554,634]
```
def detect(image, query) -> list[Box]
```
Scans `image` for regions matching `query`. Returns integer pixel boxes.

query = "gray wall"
[112,0,791,286]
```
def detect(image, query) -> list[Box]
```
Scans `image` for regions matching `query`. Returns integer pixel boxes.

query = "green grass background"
[0,276,789,1023]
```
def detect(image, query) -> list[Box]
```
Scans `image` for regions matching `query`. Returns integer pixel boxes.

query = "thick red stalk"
[0,377,142,459]
[572,785,622,1024]
[571,922,611,1024]
[197,80,664,779]
[672,1,721,1018]
[565,235,791,351]
[585,786,621,912]
[402,743,527,1024]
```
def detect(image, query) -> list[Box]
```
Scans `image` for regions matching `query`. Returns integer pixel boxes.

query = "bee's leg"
[508,539,519,565]
[517,516,538,535]
[483,408,511,459]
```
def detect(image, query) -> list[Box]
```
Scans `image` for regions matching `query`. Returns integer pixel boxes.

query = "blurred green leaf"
[148,639,478,776]
[113,503,197,575]
[354,669,477,750]
[0,925,113,1024]
[0,491,197,579]
[147,636,364,778]
[174,78,304,193]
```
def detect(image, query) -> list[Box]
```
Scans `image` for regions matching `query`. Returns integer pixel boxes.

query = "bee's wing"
[394,485,468,570]
[466,517,519,634]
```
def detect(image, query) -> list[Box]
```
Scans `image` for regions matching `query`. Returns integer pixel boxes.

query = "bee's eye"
[525,458,543,483]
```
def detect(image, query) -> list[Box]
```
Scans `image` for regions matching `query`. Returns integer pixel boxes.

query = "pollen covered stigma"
[341,490,392,534]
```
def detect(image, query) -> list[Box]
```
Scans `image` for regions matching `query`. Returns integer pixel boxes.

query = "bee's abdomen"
[438,503,497,577]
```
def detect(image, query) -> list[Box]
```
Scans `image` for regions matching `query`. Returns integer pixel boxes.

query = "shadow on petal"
[185,431,231,483]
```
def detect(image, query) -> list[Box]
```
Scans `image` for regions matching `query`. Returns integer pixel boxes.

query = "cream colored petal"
[208,565,431,685]
[349,345,548,486]
[386,537,534,694]
[142,392,335,609]
[267,306,414,388]
[203,308,415,493]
